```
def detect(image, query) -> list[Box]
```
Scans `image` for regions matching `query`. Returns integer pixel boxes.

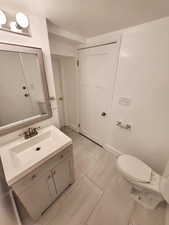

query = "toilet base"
[130,187,164,209]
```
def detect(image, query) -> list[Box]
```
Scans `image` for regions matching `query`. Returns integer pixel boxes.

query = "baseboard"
[103,144,123,157]
[79,130,103,146]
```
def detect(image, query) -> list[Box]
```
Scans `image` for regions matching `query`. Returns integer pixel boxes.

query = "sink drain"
[35,147,41,151]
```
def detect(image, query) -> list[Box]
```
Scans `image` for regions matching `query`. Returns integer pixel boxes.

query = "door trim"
[79,129,103,146]
[79,132,103,147]
[78,41,117,50]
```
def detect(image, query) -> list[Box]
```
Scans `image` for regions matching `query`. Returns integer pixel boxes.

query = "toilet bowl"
[117,154,169,209]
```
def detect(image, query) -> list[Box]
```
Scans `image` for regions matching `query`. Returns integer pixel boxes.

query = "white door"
[52,56,65,128]
[60,58,78,130]
[79,43,119,146]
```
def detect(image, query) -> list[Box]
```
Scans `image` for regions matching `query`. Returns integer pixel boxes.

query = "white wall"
[84,17,169,174]
[49,34,77,57]
[47,21,85,44]
[110,17,169,174]
[0,9,59,146]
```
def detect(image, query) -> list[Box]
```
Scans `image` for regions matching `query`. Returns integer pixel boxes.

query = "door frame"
[52,54,79,131]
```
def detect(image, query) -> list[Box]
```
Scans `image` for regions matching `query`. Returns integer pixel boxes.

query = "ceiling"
[1,0,169,37]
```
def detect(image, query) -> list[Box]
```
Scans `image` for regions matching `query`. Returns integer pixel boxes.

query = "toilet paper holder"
[116,121,131,130]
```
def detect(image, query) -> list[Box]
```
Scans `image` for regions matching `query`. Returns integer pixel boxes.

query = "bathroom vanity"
[0,43,75,221]
[0,126,75,220]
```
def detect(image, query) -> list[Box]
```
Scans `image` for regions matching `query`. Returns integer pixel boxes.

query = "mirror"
[0,43,52,135]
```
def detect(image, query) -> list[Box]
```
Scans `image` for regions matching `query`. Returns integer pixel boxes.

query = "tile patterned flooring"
[23,127,166,225]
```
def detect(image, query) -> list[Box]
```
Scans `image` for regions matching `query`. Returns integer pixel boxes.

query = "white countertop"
[0,126,72,186]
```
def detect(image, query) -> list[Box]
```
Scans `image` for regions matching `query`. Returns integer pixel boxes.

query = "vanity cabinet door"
[18,172,56,220]
[52,158,73,195]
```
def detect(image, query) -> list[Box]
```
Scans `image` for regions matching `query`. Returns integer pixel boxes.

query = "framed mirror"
[0,43,52,136]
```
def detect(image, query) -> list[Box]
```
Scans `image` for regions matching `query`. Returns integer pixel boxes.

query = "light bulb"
[16,12,29,29]
[0,10,7,27]
[10,21,21,33]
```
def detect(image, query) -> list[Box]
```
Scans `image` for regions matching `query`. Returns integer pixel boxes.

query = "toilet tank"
[160,161,169,203]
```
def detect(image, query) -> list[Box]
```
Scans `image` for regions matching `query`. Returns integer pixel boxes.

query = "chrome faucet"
[22,127,40,139]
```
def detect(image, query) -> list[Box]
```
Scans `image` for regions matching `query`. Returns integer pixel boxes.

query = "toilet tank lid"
[117,154,152,183]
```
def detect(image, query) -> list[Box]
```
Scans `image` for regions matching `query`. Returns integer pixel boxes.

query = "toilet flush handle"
[116,121,131,130]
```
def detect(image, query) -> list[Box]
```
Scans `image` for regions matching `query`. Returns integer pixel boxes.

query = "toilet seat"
[117,155,152,183]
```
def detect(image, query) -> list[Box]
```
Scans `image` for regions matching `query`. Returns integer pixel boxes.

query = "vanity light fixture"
[16,12,29,29]
[0,9,7,27]
[0,9,30,36]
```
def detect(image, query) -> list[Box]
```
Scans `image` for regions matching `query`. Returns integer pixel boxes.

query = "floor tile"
[74,151,98,180]
[0,194,18,225]
[129,202,165,225]
[39,176,102,225]
[78,143,106,161]
[86,175,135,225]
[85,150,118,191]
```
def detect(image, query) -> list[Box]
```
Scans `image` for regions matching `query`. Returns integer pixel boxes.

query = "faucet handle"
[28,127,32,133]
[32,126,40,134]
[34,126,40,131]
[19,130,29,137]
[19,127,41,139]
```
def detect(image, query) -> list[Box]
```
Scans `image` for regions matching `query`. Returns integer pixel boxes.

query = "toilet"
[117,154,169,209]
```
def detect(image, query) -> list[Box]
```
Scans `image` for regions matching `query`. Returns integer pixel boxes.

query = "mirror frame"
[0,43,52,136]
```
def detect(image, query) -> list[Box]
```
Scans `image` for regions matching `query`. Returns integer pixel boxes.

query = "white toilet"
[117,154,169,209]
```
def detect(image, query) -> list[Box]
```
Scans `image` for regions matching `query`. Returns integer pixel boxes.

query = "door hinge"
[76,59,79,67]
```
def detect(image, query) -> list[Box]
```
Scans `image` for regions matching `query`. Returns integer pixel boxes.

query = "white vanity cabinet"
[18,169,57,219]
[52,158,73,195]
[12,145,74,220]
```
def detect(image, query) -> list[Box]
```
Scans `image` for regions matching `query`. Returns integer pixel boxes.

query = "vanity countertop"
[0,125,72,186]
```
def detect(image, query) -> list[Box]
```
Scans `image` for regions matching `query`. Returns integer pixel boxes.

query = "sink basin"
[11,131,51,154]
[10,131,53,165]
[0,125,72,185]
